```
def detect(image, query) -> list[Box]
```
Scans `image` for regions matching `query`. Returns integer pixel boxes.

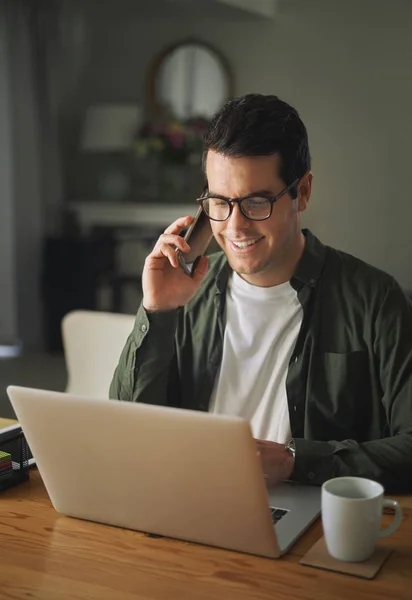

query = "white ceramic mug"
[322,476,402,562]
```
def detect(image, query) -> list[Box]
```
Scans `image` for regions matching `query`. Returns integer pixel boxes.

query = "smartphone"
[176,207,213,276]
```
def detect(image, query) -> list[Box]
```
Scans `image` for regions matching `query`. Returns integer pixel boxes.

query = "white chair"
[61,310,135,398]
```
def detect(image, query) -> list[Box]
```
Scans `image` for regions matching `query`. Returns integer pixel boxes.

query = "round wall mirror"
[148,41,233,120]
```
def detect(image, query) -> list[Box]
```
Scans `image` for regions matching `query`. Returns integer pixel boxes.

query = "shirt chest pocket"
[307,350,370,440]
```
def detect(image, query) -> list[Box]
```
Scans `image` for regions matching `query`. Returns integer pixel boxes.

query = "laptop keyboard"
[270,507,288,524]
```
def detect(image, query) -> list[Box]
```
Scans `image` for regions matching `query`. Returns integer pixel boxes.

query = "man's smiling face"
[205,150,310,287]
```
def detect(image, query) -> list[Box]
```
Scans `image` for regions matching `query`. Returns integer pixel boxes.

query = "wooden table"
[1,469,412,600]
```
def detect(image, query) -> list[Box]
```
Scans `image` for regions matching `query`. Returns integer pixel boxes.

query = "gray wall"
[67,0,412,287]
[0,0,44,350]
[0,7,18,345]
[10,2,44,350]
[2,0,412,350]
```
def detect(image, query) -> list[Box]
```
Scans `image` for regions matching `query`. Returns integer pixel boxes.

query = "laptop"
[7,385,321,558]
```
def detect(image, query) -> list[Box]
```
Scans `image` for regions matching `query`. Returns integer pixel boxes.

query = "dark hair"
[203,94,311,199]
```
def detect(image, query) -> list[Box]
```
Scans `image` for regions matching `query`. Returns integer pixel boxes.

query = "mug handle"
[379,499,402,538]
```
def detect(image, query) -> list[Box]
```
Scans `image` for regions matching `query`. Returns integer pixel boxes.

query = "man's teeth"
[231,238,261,248]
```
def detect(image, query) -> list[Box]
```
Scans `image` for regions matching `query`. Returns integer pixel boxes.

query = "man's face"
[205,151,311,287]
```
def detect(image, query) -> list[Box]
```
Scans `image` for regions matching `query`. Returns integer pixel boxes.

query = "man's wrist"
[143,304,180,313]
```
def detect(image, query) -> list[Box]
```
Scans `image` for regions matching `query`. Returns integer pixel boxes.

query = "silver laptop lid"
[7,386,280,558]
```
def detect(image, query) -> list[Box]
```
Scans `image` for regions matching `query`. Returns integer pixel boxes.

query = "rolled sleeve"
[132,304,178,352]
[110,303,179,402]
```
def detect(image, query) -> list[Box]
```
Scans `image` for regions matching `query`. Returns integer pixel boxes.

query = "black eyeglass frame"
[196,178,300,222]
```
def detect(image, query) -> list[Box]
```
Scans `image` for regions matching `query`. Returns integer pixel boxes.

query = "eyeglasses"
[197,179,300,222]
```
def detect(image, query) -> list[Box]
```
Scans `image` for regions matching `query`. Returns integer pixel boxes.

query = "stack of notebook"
[0,450,13,481]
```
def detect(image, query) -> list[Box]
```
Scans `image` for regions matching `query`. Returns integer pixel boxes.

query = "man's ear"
[297,171,313,212]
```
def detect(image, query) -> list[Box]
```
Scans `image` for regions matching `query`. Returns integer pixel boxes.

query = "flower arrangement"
[134,116,209,165]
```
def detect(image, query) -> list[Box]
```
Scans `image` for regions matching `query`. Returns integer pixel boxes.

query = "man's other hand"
[255,439,294,485]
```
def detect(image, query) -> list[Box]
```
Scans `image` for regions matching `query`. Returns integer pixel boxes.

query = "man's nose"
[225,202,250,231]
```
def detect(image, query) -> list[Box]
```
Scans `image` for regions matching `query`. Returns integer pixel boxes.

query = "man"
[110,94,412,492]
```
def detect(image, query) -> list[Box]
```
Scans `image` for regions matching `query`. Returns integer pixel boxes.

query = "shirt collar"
[291,229,326,290]
[215,229,326,294]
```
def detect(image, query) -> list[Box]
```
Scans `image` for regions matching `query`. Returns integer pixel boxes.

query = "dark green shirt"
[110,230,412,492]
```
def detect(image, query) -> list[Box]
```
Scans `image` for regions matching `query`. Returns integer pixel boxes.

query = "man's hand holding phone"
[143,216,209,312]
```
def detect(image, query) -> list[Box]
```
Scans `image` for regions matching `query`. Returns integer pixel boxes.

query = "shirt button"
[294,355,298,363]
[293,405,297,412]
[141,324,147,333]
[308,471,315,480]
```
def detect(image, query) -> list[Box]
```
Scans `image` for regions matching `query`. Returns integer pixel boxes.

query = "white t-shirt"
[209,272,303,443]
